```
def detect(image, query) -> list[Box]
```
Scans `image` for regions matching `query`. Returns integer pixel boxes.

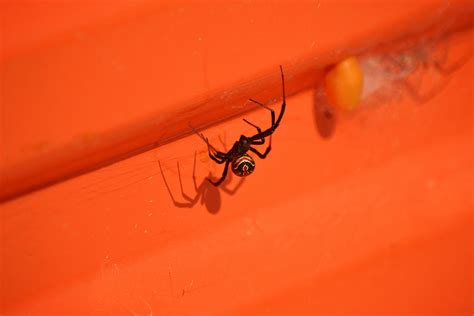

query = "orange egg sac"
[324,56,364,111]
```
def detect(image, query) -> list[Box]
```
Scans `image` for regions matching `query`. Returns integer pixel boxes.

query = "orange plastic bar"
[1,1,473,202]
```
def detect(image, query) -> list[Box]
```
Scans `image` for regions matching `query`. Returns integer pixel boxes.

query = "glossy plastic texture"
[1,1,473,315]
[325,56,364,111]
[2,0,473,201]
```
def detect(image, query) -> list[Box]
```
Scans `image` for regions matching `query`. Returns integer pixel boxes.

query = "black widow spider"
[191,65,286,186]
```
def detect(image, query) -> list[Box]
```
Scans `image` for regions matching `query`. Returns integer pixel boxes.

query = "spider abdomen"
[231,154,255,177]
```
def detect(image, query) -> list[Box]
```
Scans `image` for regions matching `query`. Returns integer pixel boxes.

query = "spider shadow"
[159,152,245,214]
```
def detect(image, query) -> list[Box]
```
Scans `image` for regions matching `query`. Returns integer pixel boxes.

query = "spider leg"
[208,160,230,186]
[209,146,230,163]
[251,139,264,145]
[189,123,219,152]
[189,123,230,163]
[249,65,286,141]
[243,118,264,145]
[248,98,275,127]
[243,118,262,133]
[252,139,264,145]
[205,140,227,163]
[209,152,227,164]
[249,135,272,159]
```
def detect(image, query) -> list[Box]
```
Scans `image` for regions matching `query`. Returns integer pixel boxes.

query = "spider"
[191,65,286,186]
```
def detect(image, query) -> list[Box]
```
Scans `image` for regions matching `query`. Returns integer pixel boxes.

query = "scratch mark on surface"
[168,265,175,297]
[100,255,110,281]
[113,263,121,276]
[138,296,154,316]
[124,307,139,316]
[181,279,194,297]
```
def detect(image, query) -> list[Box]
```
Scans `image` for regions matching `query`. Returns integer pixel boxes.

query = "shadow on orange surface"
[159,152,246,214]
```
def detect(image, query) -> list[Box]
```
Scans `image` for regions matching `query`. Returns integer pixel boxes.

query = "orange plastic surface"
[1,1,473,315]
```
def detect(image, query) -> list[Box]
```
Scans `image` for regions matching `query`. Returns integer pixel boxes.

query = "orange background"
[1,1,473,314]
